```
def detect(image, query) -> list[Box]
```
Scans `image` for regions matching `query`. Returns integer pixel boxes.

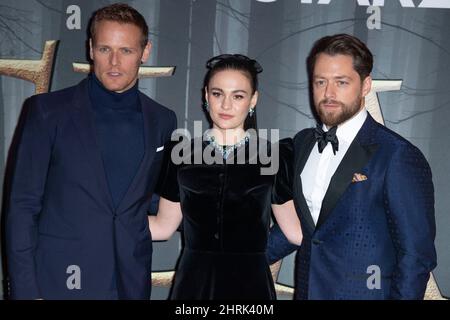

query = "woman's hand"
[272,200,303,246]
[148,197,183,241]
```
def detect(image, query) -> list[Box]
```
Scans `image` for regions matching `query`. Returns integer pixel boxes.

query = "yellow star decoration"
[0,40,58,94]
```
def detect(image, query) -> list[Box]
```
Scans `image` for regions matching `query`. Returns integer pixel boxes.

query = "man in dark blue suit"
[5,4,176,299]
[267,34,436,299]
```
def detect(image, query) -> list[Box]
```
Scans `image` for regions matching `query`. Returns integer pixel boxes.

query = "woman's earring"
[248,107,255,117]
[204,101,210,112]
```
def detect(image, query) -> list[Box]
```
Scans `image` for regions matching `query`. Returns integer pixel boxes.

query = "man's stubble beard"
[316,94,363,127]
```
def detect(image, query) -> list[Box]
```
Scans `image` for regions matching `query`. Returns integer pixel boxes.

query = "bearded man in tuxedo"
[267,33,436,300]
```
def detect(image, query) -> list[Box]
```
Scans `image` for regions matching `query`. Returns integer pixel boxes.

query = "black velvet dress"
[157,136,293,300]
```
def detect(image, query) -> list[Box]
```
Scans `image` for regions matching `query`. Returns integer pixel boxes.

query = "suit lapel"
[70,79,114,211]
[316,115,379,229]
[115,94,158,213]
[294,129,317,233]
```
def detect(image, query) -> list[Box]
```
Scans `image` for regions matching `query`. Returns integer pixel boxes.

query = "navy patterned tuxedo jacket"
[267,114,436,300]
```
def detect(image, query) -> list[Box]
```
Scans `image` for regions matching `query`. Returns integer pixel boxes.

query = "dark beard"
[316,96,362,127]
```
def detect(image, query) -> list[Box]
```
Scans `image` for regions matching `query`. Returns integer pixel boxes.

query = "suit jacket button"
[214,232,219,239]
[312,239,323,245]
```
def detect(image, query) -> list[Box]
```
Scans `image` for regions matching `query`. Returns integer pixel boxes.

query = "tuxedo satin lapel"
[70,79,114,211]
[115,94,158,213]
[316,116,379,229]
[294,130,317,233]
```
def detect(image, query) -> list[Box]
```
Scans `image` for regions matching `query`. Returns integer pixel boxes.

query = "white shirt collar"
[322,107,368,145]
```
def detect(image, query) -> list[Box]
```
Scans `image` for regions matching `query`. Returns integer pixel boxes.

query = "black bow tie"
[314,125,339,155]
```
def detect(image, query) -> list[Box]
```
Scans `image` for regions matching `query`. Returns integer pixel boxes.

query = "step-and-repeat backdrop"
[1,0,449,299]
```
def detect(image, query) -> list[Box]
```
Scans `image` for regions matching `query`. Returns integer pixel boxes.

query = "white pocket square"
[156,146,164,152]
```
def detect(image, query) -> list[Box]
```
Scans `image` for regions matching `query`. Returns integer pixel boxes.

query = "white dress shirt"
[301,108,368,225]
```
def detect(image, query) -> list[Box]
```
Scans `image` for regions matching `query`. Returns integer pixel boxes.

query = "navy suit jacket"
[5,78,177,299]
[267,114,436,299]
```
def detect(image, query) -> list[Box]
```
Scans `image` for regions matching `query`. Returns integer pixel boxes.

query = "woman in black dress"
[149,54,302,300]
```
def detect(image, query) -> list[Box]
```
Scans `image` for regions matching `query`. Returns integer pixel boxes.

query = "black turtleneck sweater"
[88,74,144,209]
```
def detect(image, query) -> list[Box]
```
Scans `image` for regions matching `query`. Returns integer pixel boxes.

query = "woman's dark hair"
[307,33,373,81]
[203,54,263,130]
